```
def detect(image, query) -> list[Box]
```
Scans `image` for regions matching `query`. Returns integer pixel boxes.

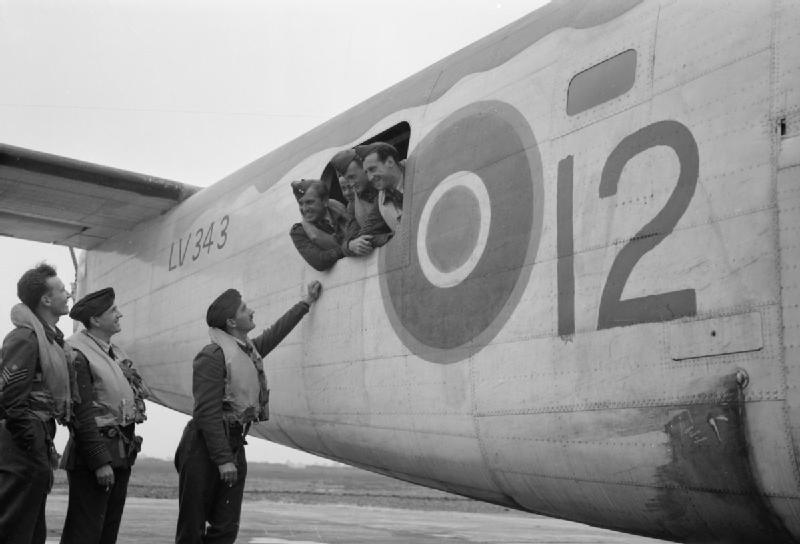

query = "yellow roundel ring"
[379,100,544,364]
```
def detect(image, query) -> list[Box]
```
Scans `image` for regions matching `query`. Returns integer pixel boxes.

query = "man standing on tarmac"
[60,287,150,544]
[175,280,322,544]
[0,263,75,544]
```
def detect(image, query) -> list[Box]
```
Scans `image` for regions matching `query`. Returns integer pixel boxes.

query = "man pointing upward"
[174,280,322,544]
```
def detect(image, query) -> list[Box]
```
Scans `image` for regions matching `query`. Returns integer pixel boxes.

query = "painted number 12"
[557,120,699,335]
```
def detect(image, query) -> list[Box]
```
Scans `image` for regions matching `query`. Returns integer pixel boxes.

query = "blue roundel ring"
[379,100,544,364]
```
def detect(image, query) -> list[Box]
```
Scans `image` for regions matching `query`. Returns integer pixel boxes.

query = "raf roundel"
[379,100,544,364]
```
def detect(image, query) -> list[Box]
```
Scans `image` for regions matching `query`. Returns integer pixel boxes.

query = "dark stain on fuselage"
[649,374,793,543]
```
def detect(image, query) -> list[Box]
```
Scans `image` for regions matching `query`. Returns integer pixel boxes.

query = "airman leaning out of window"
[338,164,357,213]
[362,142,405,234]
[330,147,393,248]
[289,179,374,271]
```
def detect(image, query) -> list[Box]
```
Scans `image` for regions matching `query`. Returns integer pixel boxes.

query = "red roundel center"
[425,185,482,274]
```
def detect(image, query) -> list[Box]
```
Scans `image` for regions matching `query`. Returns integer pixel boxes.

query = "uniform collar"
[36,312,63,346]
[85,330,113,355]
[312,209,337,232]
[356,184,378,203]
[234,336,254,355]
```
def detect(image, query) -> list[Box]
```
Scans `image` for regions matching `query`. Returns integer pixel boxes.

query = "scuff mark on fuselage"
[650,374,792,543]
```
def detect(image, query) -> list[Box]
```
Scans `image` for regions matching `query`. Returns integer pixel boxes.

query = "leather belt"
[99,424,134,439]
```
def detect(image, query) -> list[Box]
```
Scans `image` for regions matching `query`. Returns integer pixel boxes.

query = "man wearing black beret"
[175,280,322,544]
[59,287,150,544]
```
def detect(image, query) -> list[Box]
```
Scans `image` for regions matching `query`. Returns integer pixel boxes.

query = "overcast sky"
[0,0,547,464]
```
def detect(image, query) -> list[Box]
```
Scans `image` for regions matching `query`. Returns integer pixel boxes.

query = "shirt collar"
[85,330,112,353]
[356,185,378,202]
[313,209,336,230]
[381,187,403,207]
[234,337,254,355]
[35,313,63,346]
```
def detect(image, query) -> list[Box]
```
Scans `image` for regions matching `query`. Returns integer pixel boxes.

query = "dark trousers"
[174,422,247,544]
[60,466,131,544]
[0,421,52,544]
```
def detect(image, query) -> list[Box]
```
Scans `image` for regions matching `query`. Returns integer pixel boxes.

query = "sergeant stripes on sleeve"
[0,364,29,389]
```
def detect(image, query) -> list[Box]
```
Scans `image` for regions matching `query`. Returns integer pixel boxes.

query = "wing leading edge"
[0,144,199,249]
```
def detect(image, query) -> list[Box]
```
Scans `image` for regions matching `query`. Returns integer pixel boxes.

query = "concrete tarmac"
[43,494,668,544]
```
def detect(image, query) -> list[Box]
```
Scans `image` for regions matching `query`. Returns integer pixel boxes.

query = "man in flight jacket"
[0,263,74,544]
[174,281,322,544]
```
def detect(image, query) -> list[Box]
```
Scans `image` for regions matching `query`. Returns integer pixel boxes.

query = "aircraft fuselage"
[78,1,800,542]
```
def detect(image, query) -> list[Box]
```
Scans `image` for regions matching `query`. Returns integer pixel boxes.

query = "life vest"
[67,331,137,428]
[7,303,75,423]
[208,327,269,425]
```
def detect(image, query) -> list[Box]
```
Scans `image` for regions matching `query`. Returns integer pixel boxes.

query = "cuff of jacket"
[339,241,354,257]
[85,446,114,471]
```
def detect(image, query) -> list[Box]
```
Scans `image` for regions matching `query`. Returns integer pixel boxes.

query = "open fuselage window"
[322,122,410,200]
[567,49,636,116]
[288,122,410,272]
[359,122,411,156]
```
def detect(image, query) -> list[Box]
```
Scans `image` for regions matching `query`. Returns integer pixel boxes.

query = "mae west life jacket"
[208,327,269,425]
[4,303,76,423]
[67,331,138,428]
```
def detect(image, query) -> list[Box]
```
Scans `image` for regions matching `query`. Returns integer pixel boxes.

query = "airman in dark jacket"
[174,281,321,544]
[0,263,74,544]
[59,287,149,544]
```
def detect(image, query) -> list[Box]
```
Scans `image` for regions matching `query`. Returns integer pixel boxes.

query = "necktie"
[108,346,116,359]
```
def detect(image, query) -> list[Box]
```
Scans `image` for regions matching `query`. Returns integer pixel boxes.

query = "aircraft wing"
[0,143,199,249]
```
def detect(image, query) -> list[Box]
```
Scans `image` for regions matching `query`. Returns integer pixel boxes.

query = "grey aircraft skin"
[2,1,800,542]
